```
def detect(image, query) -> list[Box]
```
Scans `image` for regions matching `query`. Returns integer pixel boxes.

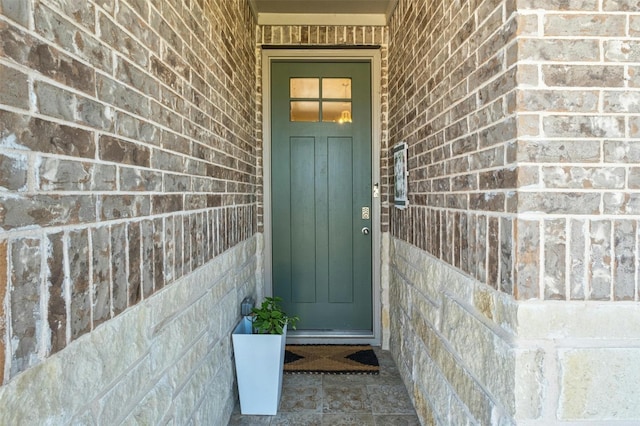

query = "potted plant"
[232,297,299,415]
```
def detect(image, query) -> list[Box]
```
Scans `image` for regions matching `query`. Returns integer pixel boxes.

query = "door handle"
[361,227,370,235]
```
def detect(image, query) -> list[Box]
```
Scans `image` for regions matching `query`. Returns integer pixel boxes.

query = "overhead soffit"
[249,0,399,26]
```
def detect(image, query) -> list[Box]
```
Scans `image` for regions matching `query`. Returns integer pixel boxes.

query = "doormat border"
[283,344,380,375]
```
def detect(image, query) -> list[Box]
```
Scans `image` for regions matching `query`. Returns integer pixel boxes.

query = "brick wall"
[516,1,640,301]
[389,0,640,303]
[388,0,519,296]
[0,0,256,406]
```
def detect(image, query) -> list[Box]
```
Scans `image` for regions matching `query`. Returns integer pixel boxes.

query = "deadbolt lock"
[361,207,370,220]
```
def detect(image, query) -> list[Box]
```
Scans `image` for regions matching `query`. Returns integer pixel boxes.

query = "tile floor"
[228,348,420,425]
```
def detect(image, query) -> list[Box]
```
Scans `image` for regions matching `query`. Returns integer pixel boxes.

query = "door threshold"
[286,330,378,345]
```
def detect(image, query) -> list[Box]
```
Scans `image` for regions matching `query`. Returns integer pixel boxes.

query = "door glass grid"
[289,78,352,123]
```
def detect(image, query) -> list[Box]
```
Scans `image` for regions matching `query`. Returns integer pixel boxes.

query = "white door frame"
[261,48,382,345]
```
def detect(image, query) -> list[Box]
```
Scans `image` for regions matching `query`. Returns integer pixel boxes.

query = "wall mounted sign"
[393,141,408,209]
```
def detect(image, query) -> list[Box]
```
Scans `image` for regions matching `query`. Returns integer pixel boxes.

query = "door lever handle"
[361,227,370,235]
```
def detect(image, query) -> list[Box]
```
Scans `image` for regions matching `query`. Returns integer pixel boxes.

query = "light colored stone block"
[149,298,207,374]
[0,356,67,424]
[170,341,224,423]
[391,237,523,424]
[121,376,172,425]
[410,287,440,331]
[449,394,477,426]
[217,290,241,343]
[440,296,516,415]
[89,303,153,385]
[414,347,451,420]
[99,356,153,424]
[164,332,209,392]
[558,348,640,420]
[193,359,235,425]
[518,302,640,340]
[70,410,97,425]
[493,292,519,335]
[514,349,544,420]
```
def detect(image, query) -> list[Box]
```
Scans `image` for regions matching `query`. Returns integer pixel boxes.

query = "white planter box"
[232,317,286,415]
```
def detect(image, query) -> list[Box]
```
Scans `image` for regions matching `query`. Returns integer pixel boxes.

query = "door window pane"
[323,102,352,123]
[289,77,353,122]
[290,78,319,99]
[291,101,320,122]
[322,78,351,99]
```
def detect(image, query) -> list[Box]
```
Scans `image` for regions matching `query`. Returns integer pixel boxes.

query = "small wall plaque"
[393,141,409,209]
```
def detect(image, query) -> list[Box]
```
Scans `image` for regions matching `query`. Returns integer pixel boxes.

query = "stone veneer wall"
[388,0,640,424]
[0,237,257,424]
[0,0,258,423]
[391,240,640,424]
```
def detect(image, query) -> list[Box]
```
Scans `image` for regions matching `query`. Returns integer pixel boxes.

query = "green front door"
[271,61,372,332]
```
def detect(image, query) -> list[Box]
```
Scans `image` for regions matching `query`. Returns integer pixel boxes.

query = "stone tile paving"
[228,348,419,425]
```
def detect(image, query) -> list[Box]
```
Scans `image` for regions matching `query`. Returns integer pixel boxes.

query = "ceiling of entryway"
[249,0,398,25]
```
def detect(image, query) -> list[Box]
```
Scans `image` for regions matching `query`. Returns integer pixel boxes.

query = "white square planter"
[232,317,287,415]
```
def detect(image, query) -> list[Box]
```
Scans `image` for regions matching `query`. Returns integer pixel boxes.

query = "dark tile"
[227,413,271,425]
[271,412,322,425]
[323,385,371,414]
[228,350,416,425]
[368,384,415,415]
[282,374,322,388]
[279,385,322,413]
[321,413,375,425]
[374,414,421,425]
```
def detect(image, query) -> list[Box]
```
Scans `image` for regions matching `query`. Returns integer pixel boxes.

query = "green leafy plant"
[251,296,299,335]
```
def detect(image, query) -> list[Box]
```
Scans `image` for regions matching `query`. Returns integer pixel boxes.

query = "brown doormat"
[284,344,379,375]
